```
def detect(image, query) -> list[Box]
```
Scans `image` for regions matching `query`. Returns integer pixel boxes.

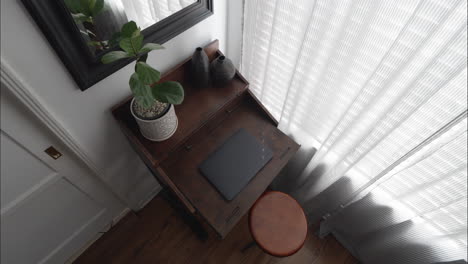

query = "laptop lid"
[199,128,273,201]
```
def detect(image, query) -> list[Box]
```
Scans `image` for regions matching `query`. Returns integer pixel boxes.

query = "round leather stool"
[248,191,308,257]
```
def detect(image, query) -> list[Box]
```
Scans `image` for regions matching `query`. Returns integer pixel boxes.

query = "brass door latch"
[44,146,62,160]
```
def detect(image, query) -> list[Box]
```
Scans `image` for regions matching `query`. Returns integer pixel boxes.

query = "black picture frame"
[21,0,213,91]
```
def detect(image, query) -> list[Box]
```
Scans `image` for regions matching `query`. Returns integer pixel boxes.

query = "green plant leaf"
[140,43,165,54]
[101,51,131,64]
[71,13,91,23]
[121,21,138,38]
[87,0,96,15]
[64,0,83,14]
[131,28,141,37]
[79,0,92,16]
[129,73,154,108]
[152,81,184,105]
[135,62,161,85]
[108,32,122,47]
[129,72,143,94]
[91,0,104,16]
[119,34,143,55]
[87,40,101,47]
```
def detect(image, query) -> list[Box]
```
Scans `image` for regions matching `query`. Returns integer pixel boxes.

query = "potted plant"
[102,21,184,141]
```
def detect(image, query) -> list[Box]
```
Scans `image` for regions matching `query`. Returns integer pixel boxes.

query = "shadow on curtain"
[241,0,468,262]
[321,194,467,263]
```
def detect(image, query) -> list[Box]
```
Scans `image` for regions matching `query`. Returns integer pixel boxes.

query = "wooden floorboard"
[74,195,358,264]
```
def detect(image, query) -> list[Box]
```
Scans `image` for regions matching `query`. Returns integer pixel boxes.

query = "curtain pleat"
[242,0,467,262]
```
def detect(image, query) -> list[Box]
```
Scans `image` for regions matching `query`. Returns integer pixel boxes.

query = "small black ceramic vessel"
[210,55,236,84]
[191,47,210,88]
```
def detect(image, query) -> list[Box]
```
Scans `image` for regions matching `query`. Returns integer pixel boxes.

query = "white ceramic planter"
[130,99,178,142]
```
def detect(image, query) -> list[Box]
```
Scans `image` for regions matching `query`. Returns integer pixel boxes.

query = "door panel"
[1,82,125,263]
[1,176,105,264]
[1,131,56,209]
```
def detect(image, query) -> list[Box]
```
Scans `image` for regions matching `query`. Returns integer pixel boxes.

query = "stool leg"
[241,241,257,253]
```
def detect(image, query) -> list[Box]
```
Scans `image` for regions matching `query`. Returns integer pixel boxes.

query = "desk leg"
[160,188,209,242]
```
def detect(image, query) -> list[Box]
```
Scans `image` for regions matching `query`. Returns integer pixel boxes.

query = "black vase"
[191,47,210,88]
[210,56,236,84]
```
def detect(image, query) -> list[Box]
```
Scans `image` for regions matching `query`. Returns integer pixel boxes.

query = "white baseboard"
[112,207,132,224]
[65,184,161,264]
[63,184,161,263]
[136,184,163,210]
[64,207,132,264]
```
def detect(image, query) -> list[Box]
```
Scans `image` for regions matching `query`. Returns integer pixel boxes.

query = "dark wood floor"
[74,195,358,264]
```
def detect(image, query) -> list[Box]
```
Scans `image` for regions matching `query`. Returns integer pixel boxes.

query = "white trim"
[0,59,127,205]
[0,170,60,216]
[40,209,108,264]
[137,184,163,209]
[1,59,162,210]
[1,59,103,177]
[64,207,131,264]
[112,207,132,224]
[63,193,155,264]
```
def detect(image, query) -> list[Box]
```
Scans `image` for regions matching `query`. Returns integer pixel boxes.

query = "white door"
[1,83,126,264]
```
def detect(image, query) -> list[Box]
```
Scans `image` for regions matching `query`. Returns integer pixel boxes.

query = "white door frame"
[1,58,128,206]
[1,59,134,262]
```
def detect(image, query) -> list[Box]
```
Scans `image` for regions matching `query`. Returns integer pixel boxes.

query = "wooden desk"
[112,40,299,239]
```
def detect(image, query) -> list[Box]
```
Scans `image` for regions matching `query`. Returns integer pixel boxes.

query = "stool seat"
[248,191,307,257]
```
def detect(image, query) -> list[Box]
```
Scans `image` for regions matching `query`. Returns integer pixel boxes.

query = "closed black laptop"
[199,128,273,201]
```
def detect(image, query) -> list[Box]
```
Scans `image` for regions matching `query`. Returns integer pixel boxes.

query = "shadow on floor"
[73,195,358,264]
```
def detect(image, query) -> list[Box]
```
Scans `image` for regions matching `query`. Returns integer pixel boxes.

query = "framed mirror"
[21,0,213,91]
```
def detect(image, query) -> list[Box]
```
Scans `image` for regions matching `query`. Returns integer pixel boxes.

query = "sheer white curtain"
[242,0,467,262]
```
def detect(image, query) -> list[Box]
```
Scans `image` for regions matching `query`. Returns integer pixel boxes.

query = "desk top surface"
[112,40,299,238]
[112,40,250,166]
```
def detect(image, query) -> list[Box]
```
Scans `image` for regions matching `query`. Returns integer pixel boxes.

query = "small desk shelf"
[112,40,299,238]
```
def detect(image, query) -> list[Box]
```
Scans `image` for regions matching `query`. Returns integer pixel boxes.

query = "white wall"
[227,0,244,68]
[1,0,229,209]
